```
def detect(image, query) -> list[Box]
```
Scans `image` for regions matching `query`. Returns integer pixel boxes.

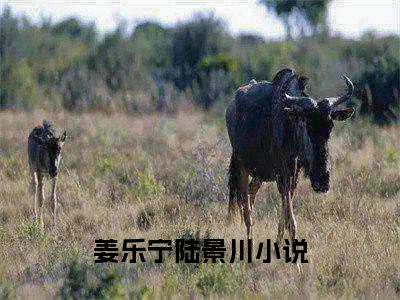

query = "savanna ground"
[0,109,399,299]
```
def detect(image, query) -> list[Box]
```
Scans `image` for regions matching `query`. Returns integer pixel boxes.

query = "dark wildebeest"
[28,120,69,229]
[226,68,354,242]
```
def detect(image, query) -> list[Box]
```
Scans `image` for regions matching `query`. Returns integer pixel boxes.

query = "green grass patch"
[59,259,125,299]
[196,263,248,296]
[17,219,47,241]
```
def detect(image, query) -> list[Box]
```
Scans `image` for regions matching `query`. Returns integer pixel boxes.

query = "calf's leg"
[51,176,58,228]
[31,172,38,219]
[37,174,45,230]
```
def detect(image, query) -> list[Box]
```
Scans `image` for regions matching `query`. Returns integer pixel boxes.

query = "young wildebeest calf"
[28,120,68,229]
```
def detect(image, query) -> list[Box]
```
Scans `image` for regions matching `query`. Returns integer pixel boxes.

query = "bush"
[350,33,400,124]
[0,284,15,299]
[88,28,135,92]
[171,14,229,90]
[59,259,125,299]
[126,166,165,201]
[196,264,247,296]
[0,59,38,109]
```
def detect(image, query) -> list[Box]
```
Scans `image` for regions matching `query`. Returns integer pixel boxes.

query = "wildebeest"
[226,68,354,242]
[28,120,69,229]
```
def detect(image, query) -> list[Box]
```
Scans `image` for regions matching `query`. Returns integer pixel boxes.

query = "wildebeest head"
[281,73,354,193]
[33,131,69,178]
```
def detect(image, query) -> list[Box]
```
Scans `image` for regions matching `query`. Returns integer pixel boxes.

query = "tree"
[131,22,169,66]
[88,27,134,91]
[170,14,228,89]
[51,17,97,49]
[349,33,400,124]
[0,59,38,109]
[258,0,332,39]
[0,6,21,64]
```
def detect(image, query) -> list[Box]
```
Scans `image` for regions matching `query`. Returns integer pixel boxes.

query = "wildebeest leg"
[31,171,38,219]
[51,176,57,228]
[287,172,299,242]
[276,177,290,244]
[238,167,251,238]
[248,178,262,210]
[286,189,297,241]
[37,174,45,230]
[287,187,302,272]
[277,193,287,244]
[228,155,241,221]
[228,155,252,237]
[282,175,302,272]
[279,190,298,241]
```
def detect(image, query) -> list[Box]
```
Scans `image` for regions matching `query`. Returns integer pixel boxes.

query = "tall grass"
[0,111,399,298]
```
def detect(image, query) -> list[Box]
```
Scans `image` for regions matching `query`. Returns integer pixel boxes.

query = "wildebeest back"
[28,121,57,175]
[236,80,274,115]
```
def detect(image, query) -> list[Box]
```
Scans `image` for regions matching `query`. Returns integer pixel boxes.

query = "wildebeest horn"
[329,75,354,108]
[283,93,316,112]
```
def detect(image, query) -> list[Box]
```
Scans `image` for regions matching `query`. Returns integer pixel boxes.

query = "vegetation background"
[0,0,399,298]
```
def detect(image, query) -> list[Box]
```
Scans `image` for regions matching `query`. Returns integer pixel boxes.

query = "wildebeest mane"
[31,120,57,142]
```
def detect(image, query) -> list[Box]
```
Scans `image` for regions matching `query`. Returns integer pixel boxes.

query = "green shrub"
[127,166,165,201]
[95,156,119,175]
[0,59,38,110]
[162,271,180,295]
[174,226,212,274]
[386,145,400,164]
[393,273,400,294]
[59,259,125,299]
[18,219,47,241]
[0,284,15,299]
[91,267,125,299]
[317,263,348,297]
[134,167,165,200]
[129,284,154,300]
[59,259,92,299]
[196,264,247,296]
[199,53,238,75]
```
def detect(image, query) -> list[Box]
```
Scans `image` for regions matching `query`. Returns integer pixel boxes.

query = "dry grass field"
[0,110,399,299]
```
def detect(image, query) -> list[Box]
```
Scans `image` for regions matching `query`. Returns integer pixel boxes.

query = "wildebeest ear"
[331,107,355,121]
[298,76,309,92]
[59,130,69,142]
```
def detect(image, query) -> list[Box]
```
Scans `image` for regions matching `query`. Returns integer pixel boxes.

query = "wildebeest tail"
[228,155,241,219]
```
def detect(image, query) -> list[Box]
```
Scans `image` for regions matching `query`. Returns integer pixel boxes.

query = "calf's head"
[34,131,68,178]
[283,75,354,193]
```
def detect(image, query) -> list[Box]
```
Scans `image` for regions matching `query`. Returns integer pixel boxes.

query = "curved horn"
[330,75,354,108]
[283,93,316,112]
